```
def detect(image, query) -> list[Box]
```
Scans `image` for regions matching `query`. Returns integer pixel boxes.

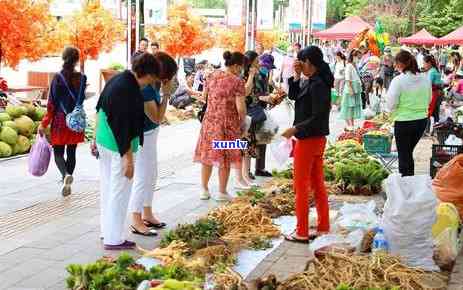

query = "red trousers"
[293,137,330,237]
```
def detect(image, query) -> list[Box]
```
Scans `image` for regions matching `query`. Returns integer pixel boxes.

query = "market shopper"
[39,47,87,197]
[248,53,277,178]
[333,51,346,103]
[340,49,363,130]
[282,46,333,243]
[194,51,247,201]
[132,38,149,62]
[386,50,431,177]
[95,53,159,250]
[381,47,394,91]
[129,52,178,237]
[423,55,443,125]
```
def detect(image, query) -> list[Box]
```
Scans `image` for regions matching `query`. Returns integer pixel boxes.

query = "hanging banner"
[145,0,168,25]
[257,0,273,29]
[227,0,243,26]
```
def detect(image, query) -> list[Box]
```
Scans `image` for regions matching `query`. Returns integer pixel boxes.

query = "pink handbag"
[28,134,52,177]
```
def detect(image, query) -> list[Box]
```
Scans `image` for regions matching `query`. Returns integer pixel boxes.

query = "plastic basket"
[431,144,463,160]
[363,134,392,154]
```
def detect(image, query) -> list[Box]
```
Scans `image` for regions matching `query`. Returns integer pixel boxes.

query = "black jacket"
[96,70,145,156]
[288,73,332,139]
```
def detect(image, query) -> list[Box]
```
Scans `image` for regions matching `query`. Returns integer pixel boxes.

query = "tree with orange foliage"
[215,27,281,52]
[256,31,281,51]
[146,3,214,58]
[0,0,55,69]
[60,0,125,72]
[215,27,246,52]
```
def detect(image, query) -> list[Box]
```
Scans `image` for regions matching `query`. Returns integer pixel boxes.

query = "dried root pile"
[138,241,189,264]
[279,252,447,290]
[208,201,280,247]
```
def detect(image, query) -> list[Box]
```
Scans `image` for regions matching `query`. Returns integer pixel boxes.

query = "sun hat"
[259,53,276,70]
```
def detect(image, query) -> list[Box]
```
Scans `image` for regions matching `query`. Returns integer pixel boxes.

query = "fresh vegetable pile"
[208,201,280,249]
[66,253,199,290]
[0,104,47,158]
[371,112,392,126]
[337,127,374,144]
[324,140,389,195]
[160,218,225,254]
[278,252,447,290]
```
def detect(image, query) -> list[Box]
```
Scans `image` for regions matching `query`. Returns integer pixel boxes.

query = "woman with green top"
[95,53,159,250]
[386,50,431,177]
[340,49,363,130]
[423,55,443,124]
[129,52,178,237]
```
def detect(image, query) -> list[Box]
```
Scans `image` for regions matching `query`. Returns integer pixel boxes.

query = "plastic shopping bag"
[433,228,460,271]
[270,137,293,166]
[335,200,379,231]
[382,174,439,271]
[28,134,52,177]
[256,110,279,145]
[433,154,463,219]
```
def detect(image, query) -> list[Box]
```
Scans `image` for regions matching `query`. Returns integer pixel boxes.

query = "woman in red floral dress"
[38,47,86,197]
[194,51,247,201]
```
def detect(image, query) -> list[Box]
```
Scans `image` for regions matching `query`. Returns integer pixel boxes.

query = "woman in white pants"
[129,52,178,236]
[93,53,160,250]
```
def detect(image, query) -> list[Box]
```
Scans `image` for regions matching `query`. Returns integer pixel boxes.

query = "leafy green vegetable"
[66,253,199,290]
[272,164,293,179]
[160,218,224,253]
[237,186,266,205]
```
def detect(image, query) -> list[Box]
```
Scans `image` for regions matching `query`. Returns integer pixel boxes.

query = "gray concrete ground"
[1,99,460,289]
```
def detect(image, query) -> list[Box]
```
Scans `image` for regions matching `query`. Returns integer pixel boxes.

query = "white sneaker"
[234,182,251,190]
[213,192,231,202]
[200,190,211,200]
[61,175,73,197]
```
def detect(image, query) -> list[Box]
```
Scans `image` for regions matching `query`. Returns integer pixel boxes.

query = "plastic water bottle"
[372,227,389,254]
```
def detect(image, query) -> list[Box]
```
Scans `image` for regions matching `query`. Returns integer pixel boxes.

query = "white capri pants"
[98,145,134,245]
[129,127,159,213]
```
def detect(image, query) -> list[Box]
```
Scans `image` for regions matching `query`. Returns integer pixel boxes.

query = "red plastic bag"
[433,154,463,219]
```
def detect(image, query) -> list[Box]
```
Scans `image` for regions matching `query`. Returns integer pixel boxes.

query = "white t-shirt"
[334,61,345,80]
[345,63,360,82]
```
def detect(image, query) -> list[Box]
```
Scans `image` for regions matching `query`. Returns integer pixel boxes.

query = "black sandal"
[143,220,167,229]
[130,225,158,237]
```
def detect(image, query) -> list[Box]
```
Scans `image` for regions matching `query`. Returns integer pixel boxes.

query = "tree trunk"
[411,0,417,33]
[80,61,85,74]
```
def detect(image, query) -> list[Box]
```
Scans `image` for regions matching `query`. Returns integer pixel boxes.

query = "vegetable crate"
[430,144,463,178]
[363,134,392,155]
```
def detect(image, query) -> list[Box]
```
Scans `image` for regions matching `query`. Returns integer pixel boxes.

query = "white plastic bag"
[335,201,379,231]
[309,229,365,253]
[445,134,463,146]
[382,174,439,271]
[270,137,292,166]
[256,110,279,144]
[309,234,347,252]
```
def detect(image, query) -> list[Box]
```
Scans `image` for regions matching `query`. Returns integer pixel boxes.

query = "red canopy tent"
[399,29,438,45]
[313,16,372,40]
[438,26,463,45]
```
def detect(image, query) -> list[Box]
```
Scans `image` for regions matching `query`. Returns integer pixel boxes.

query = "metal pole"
[127,0,131,68]
[308,0,313,45]
[245,0,251,50]
[251,0,257,50]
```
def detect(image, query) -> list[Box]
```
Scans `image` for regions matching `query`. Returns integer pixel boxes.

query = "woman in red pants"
[282,46,334,243]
